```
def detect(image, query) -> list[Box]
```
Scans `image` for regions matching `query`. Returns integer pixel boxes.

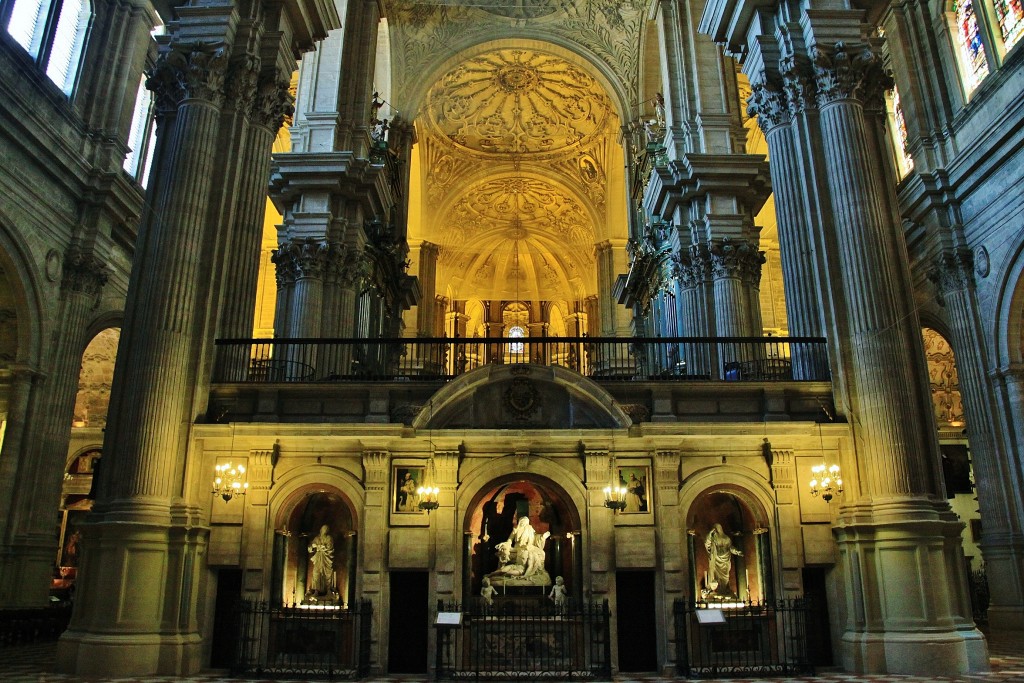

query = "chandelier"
[212,463,249,502]
[809,463,843,502]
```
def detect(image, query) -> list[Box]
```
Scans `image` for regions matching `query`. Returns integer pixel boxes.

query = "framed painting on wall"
[615,464,651,514]
[393,465,426,514]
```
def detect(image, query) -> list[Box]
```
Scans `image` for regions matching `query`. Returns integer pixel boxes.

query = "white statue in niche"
[703,523,742,597]
[306,525,336,602]
[487,516,552,586]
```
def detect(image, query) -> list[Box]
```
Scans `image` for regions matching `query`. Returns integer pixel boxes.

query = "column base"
[834,498,989,675]
[57,631,203,677]
[979,533,1024,630]
[55,503,208,676]
[0,538,59,608]
[840,629,989,675]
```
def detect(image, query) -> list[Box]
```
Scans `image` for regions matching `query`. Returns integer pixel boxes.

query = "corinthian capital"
[929,248,975,296]
[748,77,791,133]
[272,238,332,281]
[147,43,230,112]
[252,76,295,132]
[710,239,765,282]
[225,56,261,115]
[811,42,893,108]
[780,56,816,115]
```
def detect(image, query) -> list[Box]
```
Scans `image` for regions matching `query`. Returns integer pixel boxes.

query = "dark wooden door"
[616,570,658,671]
[388,571,429,673]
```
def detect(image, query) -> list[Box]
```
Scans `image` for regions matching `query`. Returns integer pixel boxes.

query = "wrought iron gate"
[435,599,611,680]
[232,600,372,679]
[673,598,814,678]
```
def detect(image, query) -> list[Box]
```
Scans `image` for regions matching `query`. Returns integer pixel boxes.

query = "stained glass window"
[995,0,1024,52]
[954,0,990,91]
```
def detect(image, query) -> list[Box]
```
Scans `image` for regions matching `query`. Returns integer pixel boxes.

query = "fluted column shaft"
[750,84,822,340]
[102,47,230,504]
[814,48,934,498]
[217,75,292,341]
[417,242,440,335]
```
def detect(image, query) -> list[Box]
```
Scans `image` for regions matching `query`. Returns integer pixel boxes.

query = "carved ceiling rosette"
[426,49,614,158]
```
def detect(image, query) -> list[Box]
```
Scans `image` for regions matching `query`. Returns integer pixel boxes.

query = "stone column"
[654,451,683,669]
[932,250,1024,629]
[679,244,715,376]
[432,451,460,604]
[710,239,764,338]
[56,37,233,677]
[216,68,294,341]
[0,249,107,608]
[809,41,985,673]
[0,364,39,536]
[416,242,439,335]
[748,75,824,378]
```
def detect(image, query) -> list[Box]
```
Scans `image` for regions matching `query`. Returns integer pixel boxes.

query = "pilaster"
[931,250,1024,629]
[0,247,107,608]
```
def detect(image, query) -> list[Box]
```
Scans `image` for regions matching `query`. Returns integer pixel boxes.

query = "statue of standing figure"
[704,523,742,596]
[488,517,551,586]
[307,525,335,599]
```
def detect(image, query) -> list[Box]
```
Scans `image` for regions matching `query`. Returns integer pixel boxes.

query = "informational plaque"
[436,612,463,625]
[695,609,726,624]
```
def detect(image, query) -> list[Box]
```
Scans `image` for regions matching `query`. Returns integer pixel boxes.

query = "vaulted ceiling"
[411,47,625,303]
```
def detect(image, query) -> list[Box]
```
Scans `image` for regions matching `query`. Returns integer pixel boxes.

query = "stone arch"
[269,475,363,605]
[0,212,45,368]
[458,460,585,600]
[412,364,632,429]
[679,469,776,602]
[993,228,1024,368]
[270,467,364,531]
[399,37,632,125]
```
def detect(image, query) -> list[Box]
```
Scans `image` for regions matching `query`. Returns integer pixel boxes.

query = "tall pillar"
[416,242,440,336]
[808,41,985,673]
[701,4,988,671]
[361,450,389,674]
[57,36,234,676]
[53,0,340,667]
[747,76,825,357]
[932,250,1024,629]
[0,249,107,608]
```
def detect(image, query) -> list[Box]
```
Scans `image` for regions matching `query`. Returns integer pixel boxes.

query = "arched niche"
[273,485,358,607]
[685,484,773,605]
[462,472,582,606]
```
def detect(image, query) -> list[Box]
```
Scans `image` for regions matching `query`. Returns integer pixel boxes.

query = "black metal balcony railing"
[213,336,830,384]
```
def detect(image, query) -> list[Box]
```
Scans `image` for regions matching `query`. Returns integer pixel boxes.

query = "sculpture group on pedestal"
[487,517,552,586]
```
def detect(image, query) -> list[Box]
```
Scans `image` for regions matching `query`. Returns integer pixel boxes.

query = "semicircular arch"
[397,37,632,125]
[412,363,632,430]
[993,229,1024,368]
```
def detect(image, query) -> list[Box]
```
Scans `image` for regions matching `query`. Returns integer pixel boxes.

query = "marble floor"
[2,631,1022,683]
